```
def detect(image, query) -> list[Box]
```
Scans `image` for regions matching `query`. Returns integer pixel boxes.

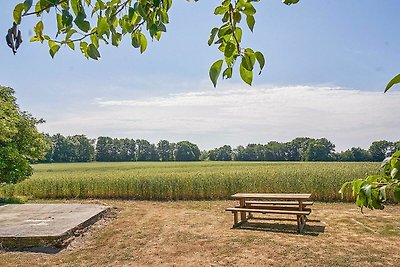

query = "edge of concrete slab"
[0,205,112,248]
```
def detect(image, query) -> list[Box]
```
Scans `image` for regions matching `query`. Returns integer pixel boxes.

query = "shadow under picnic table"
[233,218,325,236]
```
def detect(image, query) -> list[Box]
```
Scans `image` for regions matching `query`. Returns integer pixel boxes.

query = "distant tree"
[136,139,153,161]
[285,137,312,161]
[200,150,209,161]
[0,86,47,183]
[233,146,245,161]
[264,141,287,161]
[369,140,394,162]
[51,133,72,162]
[175,141,200,161]
[208,145,233,161]
[96,136,113,161]
[303,138,335,161]
[69,135,95,162]
[149,144,159,161]
[157,140,173,161]
[336,147,371,162]
[38,133,54,163]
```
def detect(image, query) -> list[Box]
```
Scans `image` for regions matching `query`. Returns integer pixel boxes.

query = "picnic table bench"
[226,193,313,233]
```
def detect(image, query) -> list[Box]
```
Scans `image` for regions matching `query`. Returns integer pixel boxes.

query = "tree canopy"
[0,86,47,184]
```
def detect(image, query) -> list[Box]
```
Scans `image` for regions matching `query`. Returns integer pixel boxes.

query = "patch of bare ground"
[1,201,400,267]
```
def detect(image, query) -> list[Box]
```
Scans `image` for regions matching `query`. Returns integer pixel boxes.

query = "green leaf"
[80,41,89,58]
[74,12,90,32]
[379,185,387,202]
[67,42,75,50]
[255,51,265,74]
[48,40,60,58]
[394,185,400,203]
[62,10,74,28]
[71,0,81,16]
[90,29,99,47]
[97,16,110,38]
[246,15,255,32]
[240,60,253,85]
[282,0,299,5]
[385,74,400,92]
[339,181,350,197]
[242,52,255,71]
[214,6,229,15]
[87,43,100,60]
[209,59,223,87]
[233,11,241,23]
[13,3,25,24]
[111,32,122,46]
[224,42,235,58]
[208,28,219,46]
[139,33,147,53]
[23,0,33,13]
[222,67,232,79]
[56,13,64,33]
[163,0,172,11]
[235,27,242,43]
[242,3,256,16]
[131,33,140,48]
[391,167,399,179]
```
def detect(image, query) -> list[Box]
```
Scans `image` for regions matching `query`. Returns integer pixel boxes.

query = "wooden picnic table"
[226,193,313,233]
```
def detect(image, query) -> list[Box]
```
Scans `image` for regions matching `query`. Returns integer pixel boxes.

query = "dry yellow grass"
[1,200,400,266]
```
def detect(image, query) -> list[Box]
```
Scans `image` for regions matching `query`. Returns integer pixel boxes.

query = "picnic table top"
[230,193,311,200]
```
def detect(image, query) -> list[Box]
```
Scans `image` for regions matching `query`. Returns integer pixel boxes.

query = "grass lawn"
[1,200,400,266]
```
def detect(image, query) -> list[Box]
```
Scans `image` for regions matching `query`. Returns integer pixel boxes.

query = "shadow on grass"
[1,246,62,254]
[0,197,26,205]
[233,218,325,236]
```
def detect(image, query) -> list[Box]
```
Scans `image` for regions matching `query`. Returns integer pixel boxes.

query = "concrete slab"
[0,204,109,248]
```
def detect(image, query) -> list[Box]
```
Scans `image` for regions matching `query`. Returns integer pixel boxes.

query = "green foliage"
[208,0,266,86]
[11,0,173,61]
[340,150,400,211]
[0,86,47,184]
[8,0,299,86]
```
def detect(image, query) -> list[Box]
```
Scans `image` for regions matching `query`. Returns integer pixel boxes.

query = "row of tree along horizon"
[39,134,400,163]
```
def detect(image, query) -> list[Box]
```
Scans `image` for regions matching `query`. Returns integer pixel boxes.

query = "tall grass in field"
[0,162,379,201]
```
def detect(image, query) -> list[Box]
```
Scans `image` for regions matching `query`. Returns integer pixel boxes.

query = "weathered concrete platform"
[0,203,109,248]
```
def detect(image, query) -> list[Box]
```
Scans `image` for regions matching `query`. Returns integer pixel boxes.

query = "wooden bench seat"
[226,207,311,233]
[245,201,314,206]
[239,205,311,212]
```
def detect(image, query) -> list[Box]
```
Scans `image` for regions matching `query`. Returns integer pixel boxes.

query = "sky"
[0,0,399,151]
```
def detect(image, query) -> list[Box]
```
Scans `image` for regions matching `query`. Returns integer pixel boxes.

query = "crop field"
[0,161,381,201]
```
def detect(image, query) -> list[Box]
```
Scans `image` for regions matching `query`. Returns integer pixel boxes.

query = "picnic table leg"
[239,198,246,222]
[233,211,238,226]
[298,200,306,233]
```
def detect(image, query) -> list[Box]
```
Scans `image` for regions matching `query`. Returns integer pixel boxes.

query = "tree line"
[39,134,400,163]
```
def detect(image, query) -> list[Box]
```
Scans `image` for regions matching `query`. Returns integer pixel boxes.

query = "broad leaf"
[209,59,223,87]
[385,74,400,92]
[224,41,235,58]
[13,3,24,24]
[87,43,100,59]
[208,28,219,46]
[246,15,255,32]
[240,60,253,85]
[394,185,400,203]
[255,51,265,74]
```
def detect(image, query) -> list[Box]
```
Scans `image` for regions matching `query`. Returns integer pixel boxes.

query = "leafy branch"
[340,151,400,211]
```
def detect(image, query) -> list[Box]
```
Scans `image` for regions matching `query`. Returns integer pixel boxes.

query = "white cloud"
[39,85,400,151]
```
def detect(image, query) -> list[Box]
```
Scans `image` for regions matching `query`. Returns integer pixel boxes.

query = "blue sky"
[1,0,399,151]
